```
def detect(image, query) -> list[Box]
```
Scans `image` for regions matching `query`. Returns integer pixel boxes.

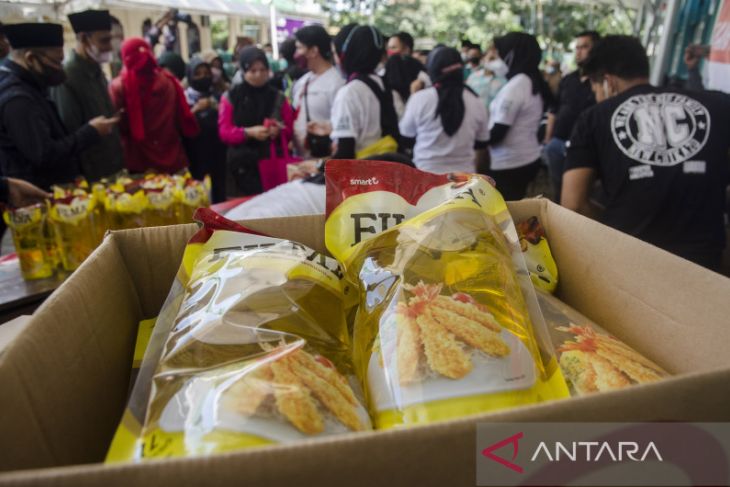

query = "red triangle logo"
[481,432,524,474]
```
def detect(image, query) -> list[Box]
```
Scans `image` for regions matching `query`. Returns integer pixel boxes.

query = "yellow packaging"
[105,185,148,230]
[515,216,559,293]
[49,193,98,272]
[107,209,369,462]
[142,176,178,227]
[324,160,569,429]
[3,204,55,280]
[535,290,670,397]
[176,179,210,224]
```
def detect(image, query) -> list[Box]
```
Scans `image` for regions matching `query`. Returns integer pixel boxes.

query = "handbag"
[303,77,333,158]
[258,134,302,191]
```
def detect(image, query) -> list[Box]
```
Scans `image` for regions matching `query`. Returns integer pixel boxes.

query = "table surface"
[0,199,249,324]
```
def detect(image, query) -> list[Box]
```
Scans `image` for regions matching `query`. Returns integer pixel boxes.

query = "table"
[0,198,251,324]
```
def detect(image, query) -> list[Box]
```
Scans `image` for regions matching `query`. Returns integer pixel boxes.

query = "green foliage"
[316,0,633,55]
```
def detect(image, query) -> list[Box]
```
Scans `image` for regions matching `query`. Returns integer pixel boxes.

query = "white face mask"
[484,59,509,78]
[87,43,113,64]
[211,67,223,82]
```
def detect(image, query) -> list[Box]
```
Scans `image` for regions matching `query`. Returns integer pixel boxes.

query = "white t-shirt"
[399,87,490,174]
[393,91,406,120]
[488,74,544,170]
[330,75,384,153]
[291,67,345,154]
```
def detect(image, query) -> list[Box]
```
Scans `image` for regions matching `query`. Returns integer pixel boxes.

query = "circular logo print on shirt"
[611,93,710,166]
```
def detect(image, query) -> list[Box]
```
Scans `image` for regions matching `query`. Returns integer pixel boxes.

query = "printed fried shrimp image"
[589,353,632,391]
[288,355,365,432]
[395,303,424,384]
[559,350,598,395]
[270,359,324,434]
[595,349,665,384]
[430,305,510,358]
[289,350,359,407]
[221,366,274,415]
[556,324,666,390]
[414,301,472,379]
[405,281,502,332]
[433,295,502,333]
[593,334,666,375]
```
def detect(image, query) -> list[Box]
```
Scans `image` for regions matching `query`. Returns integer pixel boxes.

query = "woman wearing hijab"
[182,57,226,203]
[329,24,400,159]
[486,32,554,200]
[399,47,489,174]
[201,49,230,101]
[157,51,186,81]
[110,37,199,174]
[218,46,294,196]
[383,53,427,119]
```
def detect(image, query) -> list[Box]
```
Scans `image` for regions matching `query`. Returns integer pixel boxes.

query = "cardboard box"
[1,199,729,486]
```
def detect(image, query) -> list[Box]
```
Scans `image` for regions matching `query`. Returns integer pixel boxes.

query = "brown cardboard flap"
[110,225,197,319]
[0,236,143,471]
[2,367,728,487]
[539,200,730,375]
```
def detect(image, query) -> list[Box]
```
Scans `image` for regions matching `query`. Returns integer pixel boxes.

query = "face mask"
[484,59,508,78]
[211,67,223,82]
[387,49,400,58]
[190,76,213,94]
[293,52,308,70]
[86,43,113,64]
[469,56,481,67]
[31,55,66,87]
[545,66,556,75]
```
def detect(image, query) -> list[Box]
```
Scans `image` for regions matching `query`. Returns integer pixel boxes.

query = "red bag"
[258,135,301,191]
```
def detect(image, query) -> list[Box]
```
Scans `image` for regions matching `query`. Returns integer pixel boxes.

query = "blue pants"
[542,137,567,203]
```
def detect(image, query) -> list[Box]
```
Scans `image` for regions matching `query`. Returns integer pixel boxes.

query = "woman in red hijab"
[110,38,199,173]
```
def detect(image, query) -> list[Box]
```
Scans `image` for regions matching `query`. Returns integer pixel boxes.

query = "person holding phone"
[51,9,124,182]
[218,46,294,196]
[0,23,119,190]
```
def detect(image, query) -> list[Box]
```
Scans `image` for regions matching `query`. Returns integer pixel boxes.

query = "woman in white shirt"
[399,47,490,174]
[329,24,400,159]
[290,25,345,158]
[487,32,554,200]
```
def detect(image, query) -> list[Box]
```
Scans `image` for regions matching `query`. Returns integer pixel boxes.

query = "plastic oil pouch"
[107,208,369,462]
[105,183,148,230]
[324,160,569,429]
[515,216,558,293]
[49,192,98,271]
[535,290,669,397]
[177,178,210,224]
[144,183,178,228]
[3,204,56,280]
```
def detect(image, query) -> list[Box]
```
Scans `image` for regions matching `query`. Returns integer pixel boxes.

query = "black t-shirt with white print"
[566,84,730,261]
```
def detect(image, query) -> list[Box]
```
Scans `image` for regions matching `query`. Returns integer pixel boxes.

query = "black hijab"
[427,47,471,137]
[228,46,279,128]
[186,57,212,95]
[384,54,425,103]
[339,25,385,77]
[493,32,553,107]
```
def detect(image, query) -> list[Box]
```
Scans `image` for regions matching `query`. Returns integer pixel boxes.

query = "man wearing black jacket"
[0,23,118,190]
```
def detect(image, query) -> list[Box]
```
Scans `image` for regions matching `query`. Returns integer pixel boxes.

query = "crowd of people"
[0,11,729,272]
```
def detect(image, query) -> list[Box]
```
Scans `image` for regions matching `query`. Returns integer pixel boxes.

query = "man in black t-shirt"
[563,35,730,271]
[543,31,599,203]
